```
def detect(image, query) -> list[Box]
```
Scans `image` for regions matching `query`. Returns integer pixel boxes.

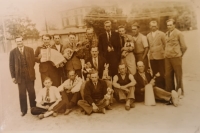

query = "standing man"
[35,34,61,87]
[118,25,136,75]
[52,34,65,83]
[98,20,121,78]
[147,21,166,89]
[82,28,98,61]
[52,34,64,53]
[9,36,36,116]
[132,22,149,71]
[165,19,187,95]
[113,63,136,110]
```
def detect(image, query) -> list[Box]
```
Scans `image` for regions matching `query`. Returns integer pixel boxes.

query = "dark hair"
[104,20,112,26]
[68,32,76,37]
[132,22,140,28]
[68,69,76,75]
[118,25,125,29]
[90,69,98,75]
[91,46,98,51]
[166,19,175,24]
[118,63,126,68]
[86,27,94,33]
[44,77,52,82]
[42,34,52,40]
[15,36,23,41]
[53,34,61,39]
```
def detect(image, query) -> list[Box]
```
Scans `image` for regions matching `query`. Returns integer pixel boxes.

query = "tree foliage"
[4,16,39,40]
[84,6,127,36]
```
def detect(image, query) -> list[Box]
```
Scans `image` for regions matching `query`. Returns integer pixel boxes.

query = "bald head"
[137,61,145,73]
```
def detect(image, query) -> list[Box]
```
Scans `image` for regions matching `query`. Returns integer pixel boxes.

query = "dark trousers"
[61,91,81,109]
[17,79,36,113]
[40,70,61,87]
[78,99,109,115]
[107,51,120,78]
[165,57,183,94]
[150,59,165,89]
[135,53,149,71]
[31,101,65,115]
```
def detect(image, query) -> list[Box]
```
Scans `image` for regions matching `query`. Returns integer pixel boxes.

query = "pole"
[1,16,7,53]
[44,10,48,34]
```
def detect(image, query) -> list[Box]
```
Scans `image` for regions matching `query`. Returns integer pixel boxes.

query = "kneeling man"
[78,70,111,115]
[134,61,181,106]
[113,63,136,111]
[31,77,65,119]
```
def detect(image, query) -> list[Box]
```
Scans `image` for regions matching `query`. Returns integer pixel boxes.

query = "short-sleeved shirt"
[133,33,148,54]
[35,86,61,104]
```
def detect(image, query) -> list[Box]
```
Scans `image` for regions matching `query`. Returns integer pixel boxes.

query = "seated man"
[85,46,107,79]
[80,71,113,109]
[77,70,111,115]
[31,77,65,119]
[58,70,82,115]
[134,61,181,106]
[113,63,136,111]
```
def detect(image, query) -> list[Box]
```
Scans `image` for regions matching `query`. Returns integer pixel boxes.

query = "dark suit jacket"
[9,46,35,83]
[51,44,64,53]
[84,79,107,105]
[134,72,152,102]
[85,55,107,79]
[98,31,121,59]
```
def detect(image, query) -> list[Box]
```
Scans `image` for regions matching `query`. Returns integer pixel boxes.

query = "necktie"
[19,48,23,55]
[45,88,50,103]
[108,32,111,42]
[94,82,97,89]
[93,58,98,70]
[168,31,170,37]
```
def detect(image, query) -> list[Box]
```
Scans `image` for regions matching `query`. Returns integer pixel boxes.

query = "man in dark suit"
[85,46,107,79]
[77,70,111,115]
[98,20,121,78]
[134,61,181,107]
[9,36,36,116]
[35,34,61,87]
[165,19,187,96]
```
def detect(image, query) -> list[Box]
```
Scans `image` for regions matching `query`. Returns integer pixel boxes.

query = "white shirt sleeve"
[141,35,149,48]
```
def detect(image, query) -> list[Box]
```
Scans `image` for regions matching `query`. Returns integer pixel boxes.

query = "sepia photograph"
[0,0,200,133]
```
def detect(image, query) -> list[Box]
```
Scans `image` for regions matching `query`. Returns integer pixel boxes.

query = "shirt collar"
[18,46,24,51]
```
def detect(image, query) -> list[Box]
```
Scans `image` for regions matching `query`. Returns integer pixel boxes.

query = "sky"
[0,0,198,31]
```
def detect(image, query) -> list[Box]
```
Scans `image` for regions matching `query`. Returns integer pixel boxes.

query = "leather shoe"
[98,108,106,114]
[64,109,73,115]
[106,105,112,110]
[38,114,44,119]
[125,105,130,111]
[21,112,26,116]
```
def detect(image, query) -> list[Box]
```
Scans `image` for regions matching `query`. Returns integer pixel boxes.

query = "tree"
[4,16,39,40]
[84,6,127,36]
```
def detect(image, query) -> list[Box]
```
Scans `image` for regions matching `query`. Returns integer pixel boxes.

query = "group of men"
[9,18,187,119]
